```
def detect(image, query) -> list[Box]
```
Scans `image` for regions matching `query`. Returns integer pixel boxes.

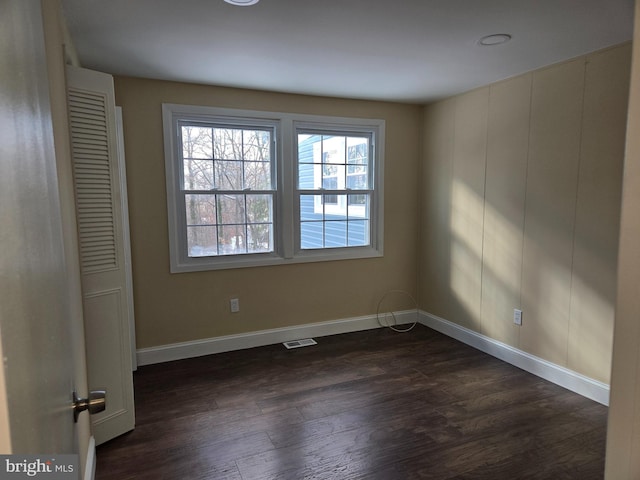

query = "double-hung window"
[163,104,384,272]
[180,121,275,257]
[296,129,373,250]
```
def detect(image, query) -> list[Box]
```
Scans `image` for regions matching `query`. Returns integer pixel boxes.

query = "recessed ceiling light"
[224,0,259,5]
[478,34,512,46]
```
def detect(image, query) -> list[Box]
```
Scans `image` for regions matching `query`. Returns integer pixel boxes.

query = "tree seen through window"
[181,125,274,257]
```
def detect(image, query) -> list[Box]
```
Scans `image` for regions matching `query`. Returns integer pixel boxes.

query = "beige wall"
[116,41,630,386]
[605,1,640,476]
[114,77,421,348]
[420,43,631,384]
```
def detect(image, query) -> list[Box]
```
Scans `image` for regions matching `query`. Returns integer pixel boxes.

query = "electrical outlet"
[514,308,522,326]
[230,298,240,313]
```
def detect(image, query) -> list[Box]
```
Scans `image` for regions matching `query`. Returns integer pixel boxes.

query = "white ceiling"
[61,0,634,103]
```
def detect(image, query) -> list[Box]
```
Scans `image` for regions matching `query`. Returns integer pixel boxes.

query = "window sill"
[169,247,383,273]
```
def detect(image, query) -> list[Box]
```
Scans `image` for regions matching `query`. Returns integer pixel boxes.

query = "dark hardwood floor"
[96,325,608,479]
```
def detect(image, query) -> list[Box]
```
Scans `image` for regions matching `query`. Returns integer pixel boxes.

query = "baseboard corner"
[418,310,610,406]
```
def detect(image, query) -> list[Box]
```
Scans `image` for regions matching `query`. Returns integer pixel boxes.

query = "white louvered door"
[67,66,135,445]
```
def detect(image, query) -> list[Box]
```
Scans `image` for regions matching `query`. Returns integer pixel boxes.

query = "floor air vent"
[283,338,317,349]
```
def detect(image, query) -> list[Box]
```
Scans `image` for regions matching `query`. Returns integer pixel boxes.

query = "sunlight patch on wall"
[568,275,614,382]
[450,179,484,330]
[480,201,524,344]
[520,235,573,366]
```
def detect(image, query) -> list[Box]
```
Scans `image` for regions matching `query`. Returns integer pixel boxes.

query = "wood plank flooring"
[96,325,608,479]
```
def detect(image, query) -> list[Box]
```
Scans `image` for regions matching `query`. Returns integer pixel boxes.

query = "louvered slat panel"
[74,155,107,166]
[69,87,117,272]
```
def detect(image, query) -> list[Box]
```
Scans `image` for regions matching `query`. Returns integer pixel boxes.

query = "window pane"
[185,194,216,225]
[346,173,367,189]
[323,164,344,190]
[243,130,271,161]
[347,166,368,190]
[217,195,246,225]
[348,220,369,246]
[322,136,345,164]
[298,134,322,189]
[347,164,367,175]
[300,194,322,221]
[187,226,218,257]
[247,224,272,253]
[183,159,213,190]
[244,161,271,190]
[324,194,347,220]
[182,126,212,159]
[323,194,338,205]
[298,163,317,189]
[218,224,246,255]
[325,221,347,247]
[348,194,369,218]
[246,194,272,224]
[301,222,323,249]
[347,137,368,164]
[322,174,338,190]
[298,134,322,163]
[213,128,243,160]
[215,160,243,190]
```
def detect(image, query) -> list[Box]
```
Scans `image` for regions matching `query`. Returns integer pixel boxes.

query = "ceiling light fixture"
[478,33,512,46]
[224,0,260,5]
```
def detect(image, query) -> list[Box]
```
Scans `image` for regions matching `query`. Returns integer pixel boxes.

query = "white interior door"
[66,65,136,445]
[0,0,91,465]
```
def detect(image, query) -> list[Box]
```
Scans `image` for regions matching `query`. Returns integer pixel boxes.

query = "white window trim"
[163,104,384,273]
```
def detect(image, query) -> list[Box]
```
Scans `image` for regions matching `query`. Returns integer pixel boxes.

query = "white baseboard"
[419,310,610,406]
[137,310,419,366]
[136,310,608,406]
[84,436,96,480]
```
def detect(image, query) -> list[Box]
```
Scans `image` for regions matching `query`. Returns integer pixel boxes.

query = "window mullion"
[215,193,221,256]
[322,187,327,249]
[280,117,294,259]
[243,193,248,254]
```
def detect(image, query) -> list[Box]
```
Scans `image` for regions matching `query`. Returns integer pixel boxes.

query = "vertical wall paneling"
[420,100,455,318]
[449,88,489,331]
[520,58,585,366]
[568,44,631,383]
[480,74,532,346]
[421,44,631,383]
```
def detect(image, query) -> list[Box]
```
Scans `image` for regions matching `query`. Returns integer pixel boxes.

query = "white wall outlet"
[514,308,522,326]
[230,298,240,313]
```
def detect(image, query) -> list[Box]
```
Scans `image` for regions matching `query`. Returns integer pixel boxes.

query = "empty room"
[2,0,640,479]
